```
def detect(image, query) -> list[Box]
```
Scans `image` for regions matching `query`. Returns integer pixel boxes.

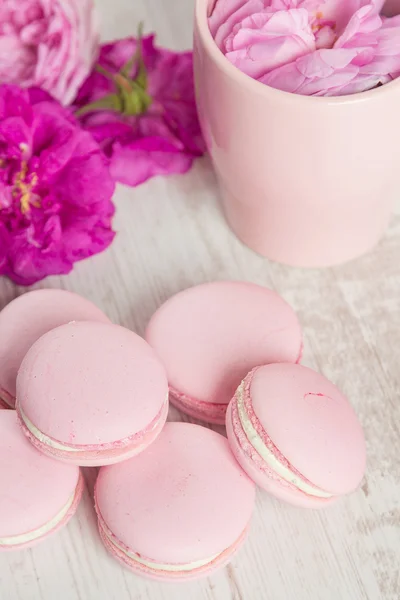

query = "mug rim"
[195,0,400,106]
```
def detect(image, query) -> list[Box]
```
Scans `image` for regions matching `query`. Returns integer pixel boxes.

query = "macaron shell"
[226,403,336,509]
[17,321,168,448]
[0,411,82,547]
[250,364,366,496]
[95,422,255,566]
[169,387,228,425]
[98,516,249,582]
[146,281,302,408]
[19,398,169,467]
[0,289,110,404]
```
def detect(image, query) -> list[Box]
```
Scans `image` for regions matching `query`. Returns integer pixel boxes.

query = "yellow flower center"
[12,162,40,214]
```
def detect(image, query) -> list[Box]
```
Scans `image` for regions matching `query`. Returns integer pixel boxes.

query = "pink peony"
[0,0,99,105]
[74,34,205,188]
[0,85,115,286]
[209,0,400,95]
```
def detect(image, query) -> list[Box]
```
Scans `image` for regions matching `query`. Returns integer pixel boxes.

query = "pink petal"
[213,0,268,49]
[209,0,249,36]
[225,8,315,78]
[335,4,382,48]
[110,138,194,187]
[261,47,361,94]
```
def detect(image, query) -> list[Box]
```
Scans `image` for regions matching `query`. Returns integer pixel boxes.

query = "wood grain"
[1,1,400,598]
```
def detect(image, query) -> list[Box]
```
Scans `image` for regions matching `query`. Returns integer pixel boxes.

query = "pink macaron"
[146,281,302,424]
[0,411,83,551]
[226,363,366,508]
[0,289,110,408]
[16,321,169,466]
[95,422,256,581]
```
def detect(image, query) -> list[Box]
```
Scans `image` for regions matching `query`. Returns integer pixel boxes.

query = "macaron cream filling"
[18,396,168,453]
[235,381,333,499]
[103,526,221,572]
[0,492,76,546]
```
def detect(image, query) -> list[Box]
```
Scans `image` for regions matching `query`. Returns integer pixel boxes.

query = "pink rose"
[210,1,381,77]
[260,6,400,94]
[209,0,398,95]
[210,0,385,41]
[0,0,99,105]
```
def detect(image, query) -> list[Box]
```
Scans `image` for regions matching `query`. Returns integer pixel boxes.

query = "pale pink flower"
[209,0,385,41]
[0,0,99,105]
[261,6,400,94]
[209,0,398,95]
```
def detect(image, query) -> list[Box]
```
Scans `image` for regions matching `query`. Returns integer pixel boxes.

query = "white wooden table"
[1,1,400,598]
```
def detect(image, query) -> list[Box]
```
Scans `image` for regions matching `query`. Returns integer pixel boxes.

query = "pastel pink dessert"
[95,422,256,581]
[0,289,110,408]
[0,411,83,551]
[226,363,366,508]
[146,281,302,424]
[16,321,169,466]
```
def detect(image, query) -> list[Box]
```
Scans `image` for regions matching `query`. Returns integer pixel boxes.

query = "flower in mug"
[261,7,400,94]
[209,0,400,95]
[0,85,115,286]
[0,0,99,105]
[74,32,205,187]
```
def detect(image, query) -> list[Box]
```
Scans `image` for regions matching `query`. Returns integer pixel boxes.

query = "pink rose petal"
[225,9,315,78]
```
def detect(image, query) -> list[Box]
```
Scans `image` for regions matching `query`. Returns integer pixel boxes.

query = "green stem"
[75,94,122,117]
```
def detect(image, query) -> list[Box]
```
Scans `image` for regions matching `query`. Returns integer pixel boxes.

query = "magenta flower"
[208,0,400,95]
[0,85,115,286]
[74,34,205,187]
[0,0,99,105]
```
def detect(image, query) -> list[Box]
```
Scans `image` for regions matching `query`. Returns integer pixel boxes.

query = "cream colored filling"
[105,528,221,572]
[19,396,168,454]
[19,408,81,452]
[0,492,75,546]
[236,383,333,499]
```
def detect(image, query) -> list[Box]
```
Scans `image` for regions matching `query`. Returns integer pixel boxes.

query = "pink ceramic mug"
[194,0,400,267]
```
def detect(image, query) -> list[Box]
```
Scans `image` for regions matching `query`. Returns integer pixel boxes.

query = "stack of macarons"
[0,282,366,582]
